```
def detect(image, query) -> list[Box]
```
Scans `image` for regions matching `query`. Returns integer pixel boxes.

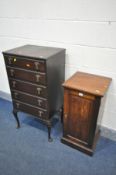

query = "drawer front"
[7,67,46,85]
[13,100,48,119]
[12,90,48,109]
[9,79,47,98]
[5,55,46,72]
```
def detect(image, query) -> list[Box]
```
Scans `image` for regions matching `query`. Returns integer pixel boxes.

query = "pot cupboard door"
[63,89,95,146]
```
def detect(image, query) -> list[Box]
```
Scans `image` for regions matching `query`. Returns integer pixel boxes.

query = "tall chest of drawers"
[3,44,65,141]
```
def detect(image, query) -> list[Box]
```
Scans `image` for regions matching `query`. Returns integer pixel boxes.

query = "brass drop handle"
[36,74,41,82]
[16,103,20,108]
[14,92,18,98]
[10,69,14,76]
[8,57,12,64]
[12,81,16,88]
[37,87,42,95]
[38,99,42,106]
[34,62,40,70]
[38,110,43,117]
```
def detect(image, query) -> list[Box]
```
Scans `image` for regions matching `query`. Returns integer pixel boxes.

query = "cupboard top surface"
[63,71,112,96]
[2,44,65,59]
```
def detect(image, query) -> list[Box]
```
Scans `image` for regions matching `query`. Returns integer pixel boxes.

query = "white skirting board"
[0,91,12,101]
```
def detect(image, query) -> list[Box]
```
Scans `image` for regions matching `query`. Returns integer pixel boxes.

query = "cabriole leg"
[12,109,20,128]
[48,126,53,142]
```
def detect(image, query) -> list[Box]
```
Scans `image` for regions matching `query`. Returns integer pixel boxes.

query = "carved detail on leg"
[12,109,20,128]
[48,126,53,142]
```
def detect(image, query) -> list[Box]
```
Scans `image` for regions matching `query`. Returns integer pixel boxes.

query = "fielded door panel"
[63,89,96,146]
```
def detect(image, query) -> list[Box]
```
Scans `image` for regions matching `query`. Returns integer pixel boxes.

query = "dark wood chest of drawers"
[61,71,111,155]
[3,44,65,141]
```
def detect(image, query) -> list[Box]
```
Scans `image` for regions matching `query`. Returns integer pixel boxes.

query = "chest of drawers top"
[3,44,65,60]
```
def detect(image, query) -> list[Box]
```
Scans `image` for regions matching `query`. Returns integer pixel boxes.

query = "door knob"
[64,113,68,119]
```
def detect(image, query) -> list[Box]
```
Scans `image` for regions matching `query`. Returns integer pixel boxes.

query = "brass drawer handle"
[37,87,42,95]
[37,99,42,106]
[10,69,14,76]
[14,92,18,98]
[8,57,17,64]
[16,103,20,108]
[12,81,16,88]
[36,74,41,82]
[8,57,12,64]
[34,62,40,70]
[38,110,43,117]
